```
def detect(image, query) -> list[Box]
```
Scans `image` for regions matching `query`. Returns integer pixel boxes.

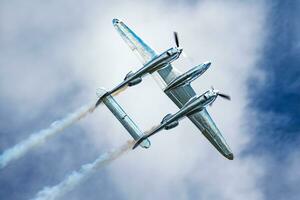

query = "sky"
[0,0,299,200]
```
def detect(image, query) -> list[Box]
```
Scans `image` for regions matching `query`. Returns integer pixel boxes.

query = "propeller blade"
[182,51,194,65]
[174,31,179,47]
[218,93,231,100]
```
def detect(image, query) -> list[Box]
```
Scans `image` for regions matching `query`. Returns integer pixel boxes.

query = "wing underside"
[165,87,233,160]
[113,18,233,159]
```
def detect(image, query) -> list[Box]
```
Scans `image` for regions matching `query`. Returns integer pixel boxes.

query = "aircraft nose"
[226,153,234,160]
[204,61,211,68]
[112,18,120,24]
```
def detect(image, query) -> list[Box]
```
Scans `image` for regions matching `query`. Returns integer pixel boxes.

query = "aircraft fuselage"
[164,61,211,92]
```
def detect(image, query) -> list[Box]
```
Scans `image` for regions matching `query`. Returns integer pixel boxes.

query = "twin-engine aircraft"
[96,19,234,160]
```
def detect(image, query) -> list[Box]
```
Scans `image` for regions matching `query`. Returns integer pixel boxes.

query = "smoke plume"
[0,102,96,169]
[32,140,134,200]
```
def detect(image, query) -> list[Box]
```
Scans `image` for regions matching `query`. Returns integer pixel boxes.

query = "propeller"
[209,87,231,106]
[218,93,231,100]
[174,31,179,47]
[173,31,195,66]
[182,51,194,66]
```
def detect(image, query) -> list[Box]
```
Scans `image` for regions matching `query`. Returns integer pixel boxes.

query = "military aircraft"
[97,19,233,160]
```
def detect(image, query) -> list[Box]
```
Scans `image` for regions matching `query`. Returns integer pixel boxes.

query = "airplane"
[97,18,233,160]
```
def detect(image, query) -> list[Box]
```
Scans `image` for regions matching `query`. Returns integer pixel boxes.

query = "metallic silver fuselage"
[164,62,211,91]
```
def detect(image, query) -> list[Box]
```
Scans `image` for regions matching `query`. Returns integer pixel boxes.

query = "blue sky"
[250,1,300,152]
[248,1,300,199]
[0,1,299,200]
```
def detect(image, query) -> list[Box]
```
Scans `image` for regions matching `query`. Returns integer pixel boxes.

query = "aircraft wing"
[113,19,233,159]
[113,19,156,64]
[113,19,181,89]
[165,87,233,160]
[188,110,233,159]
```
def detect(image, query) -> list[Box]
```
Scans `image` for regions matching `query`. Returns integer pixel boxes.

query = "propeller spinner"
[209,88,231,106]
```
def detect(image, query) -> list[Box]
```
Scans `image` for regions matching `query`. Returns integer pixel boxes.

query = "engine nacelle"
[128,77,142,86]
[124,71,142,86]
[161,113,179,130]
[165,121,179,130]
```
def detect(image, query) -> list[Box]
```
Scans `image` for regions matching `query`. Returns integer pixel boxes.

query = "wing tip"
[140,139,151,149]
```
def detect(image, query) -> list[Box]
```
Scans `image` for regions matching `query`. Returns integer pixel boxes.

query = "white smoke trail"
[0,102,96,169]
[32,140,134,200]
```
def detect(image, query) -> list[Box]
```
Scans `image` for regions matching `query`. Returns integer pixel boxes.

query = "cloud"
[0,102,95,169]
[286,151,300,199]
[32,140,133,200]
[0,0,269,199]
